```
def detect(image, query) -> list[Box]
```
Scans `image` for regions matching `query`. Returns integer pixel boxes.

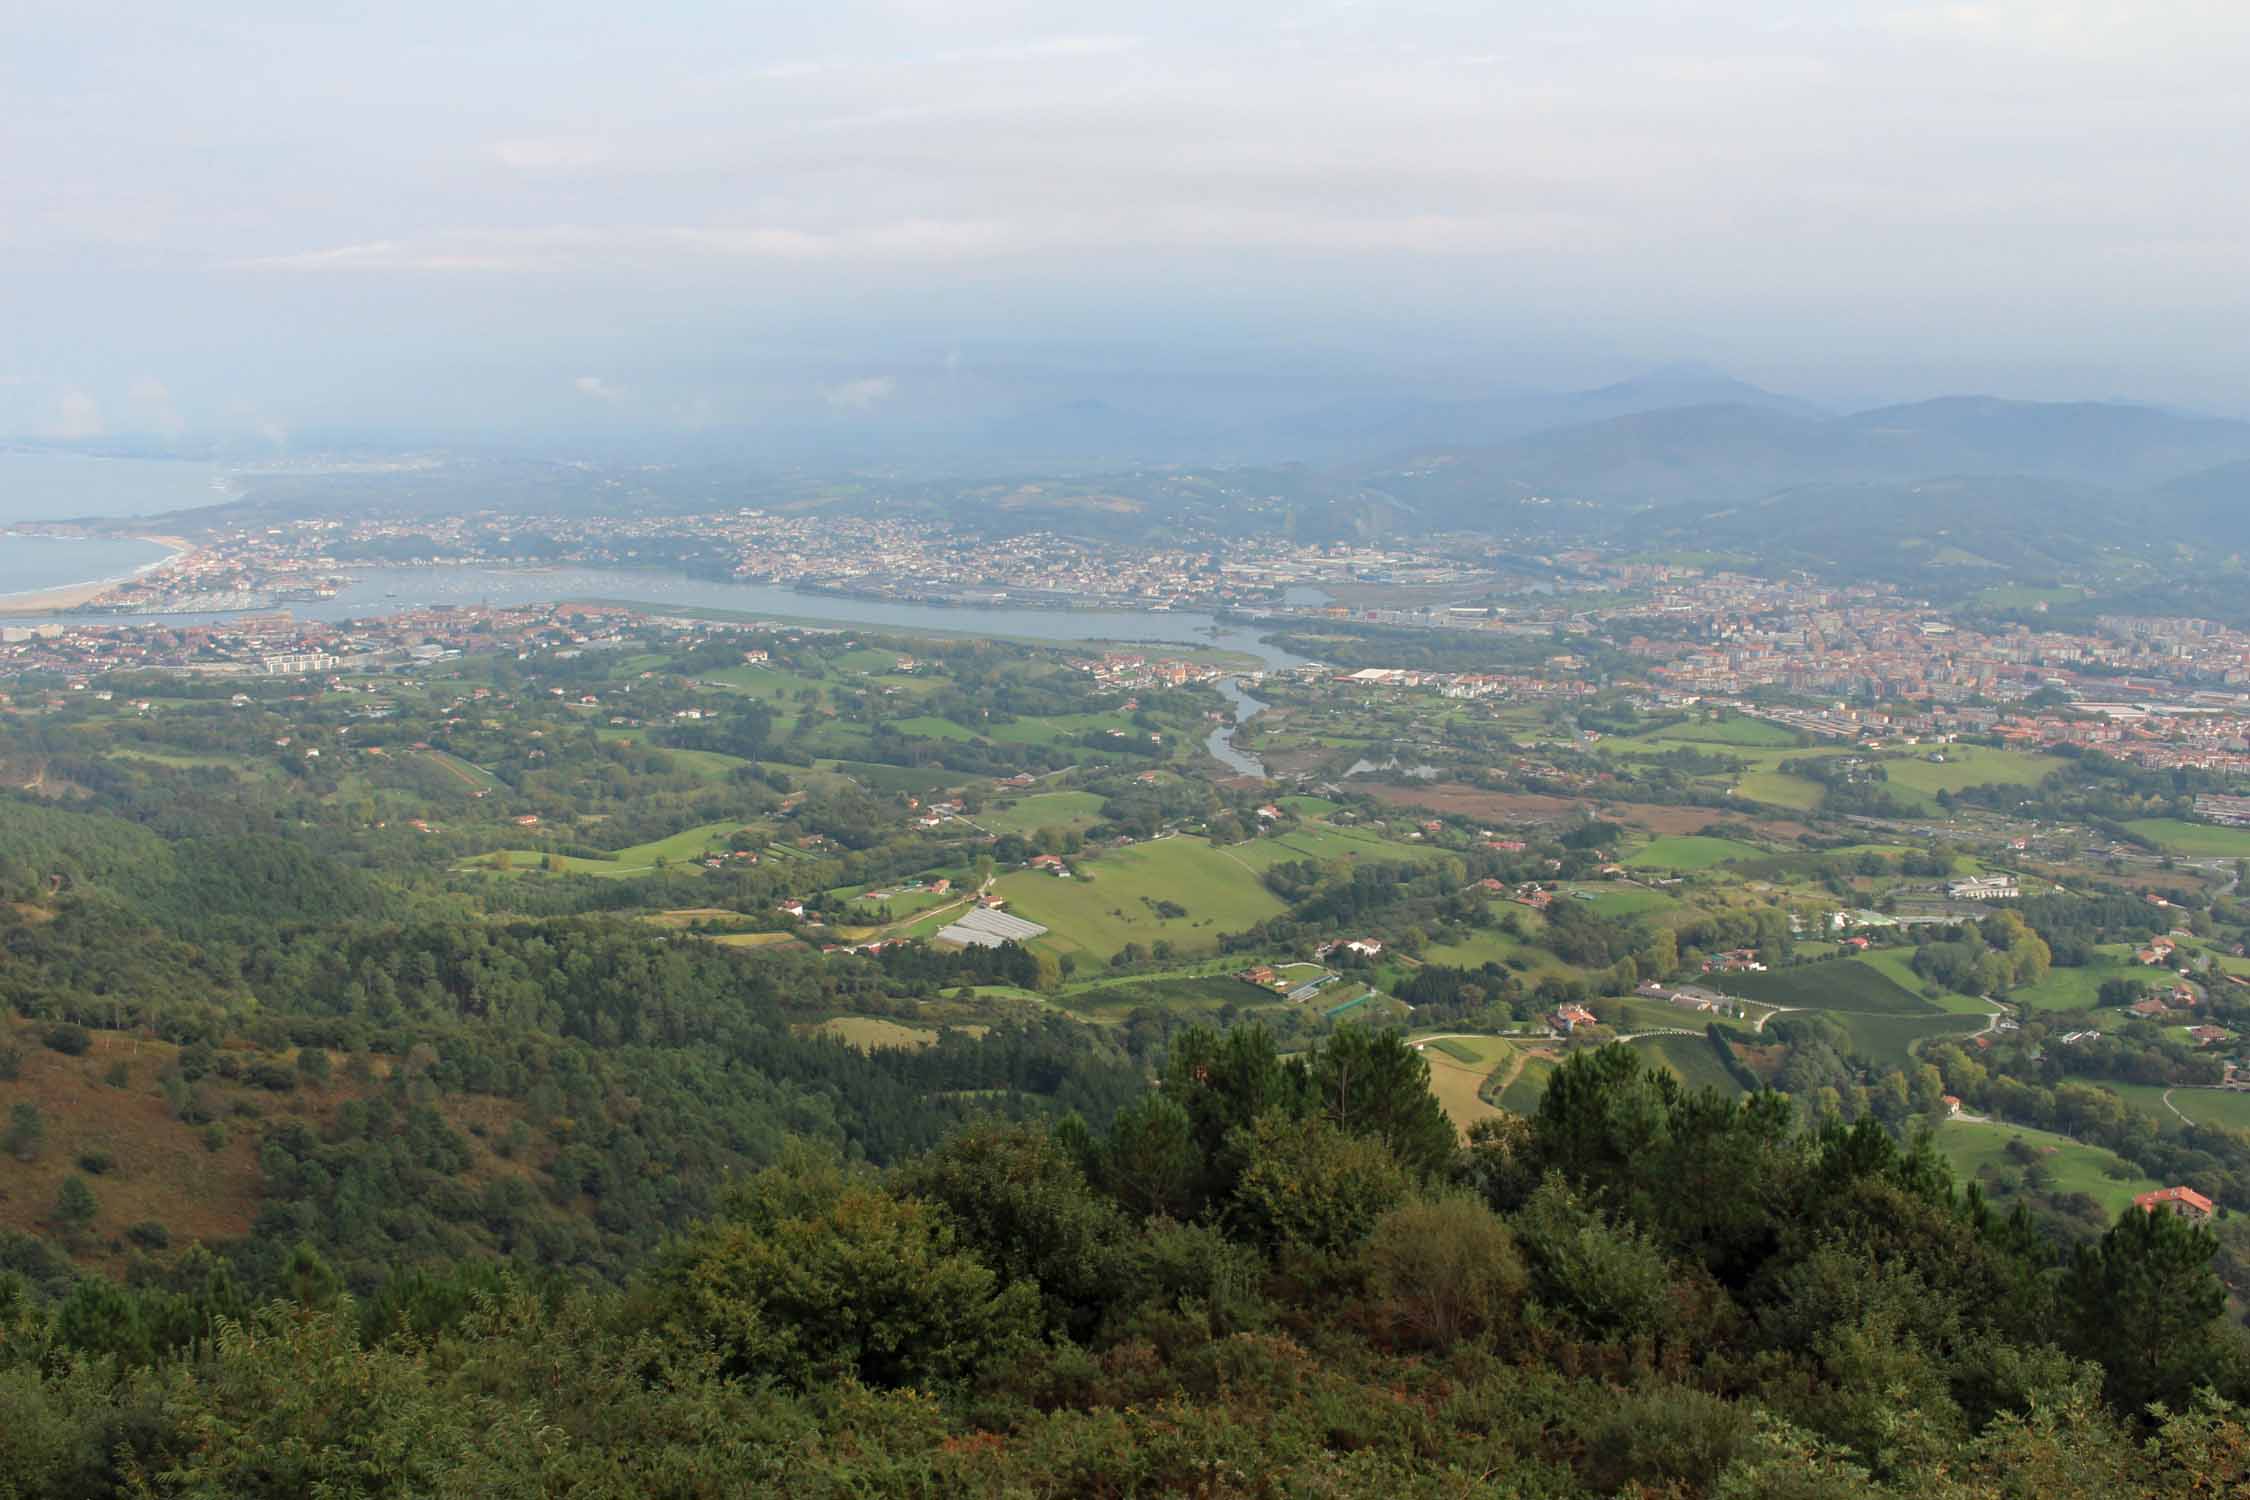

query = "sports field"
[993,835,1289,960]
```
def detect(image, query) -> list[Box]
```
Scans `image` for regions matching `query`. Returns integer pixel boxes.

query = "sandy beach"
[0,534,194,615]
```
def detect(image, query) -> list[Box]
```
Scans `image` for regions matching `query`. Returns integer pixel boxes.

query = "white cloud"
[50,388,102,439]
[488,137,616,171]
[126,375,187,435]
[228,220,1009,273]
[933,34,1141,64]
[574,375,622,400]
[821,376,897,411]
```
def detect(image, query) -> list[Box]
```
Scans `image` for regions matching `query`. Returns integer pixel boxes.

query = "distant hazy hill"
[2148,458,2250,544]
[1661,475,2121,579]
[1352,396,2250,522]
[1227,363,1818,463]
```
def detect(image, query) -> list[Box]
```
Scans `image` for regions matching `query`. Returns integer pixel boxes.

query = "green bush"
[1362,1195,1528,1348]
[43,1023,91,1056]
[1224,1111,1409,1260]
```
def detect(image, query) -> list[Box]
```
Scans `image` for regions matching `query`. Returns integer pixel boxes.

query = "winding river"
[1206,676,1271,778]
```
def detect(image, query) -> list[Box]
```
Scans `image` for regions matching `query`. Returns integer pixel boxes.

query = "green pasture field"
[1639,1033,1745,1096]
[1636,717,1803,749]
[1844,952,1991,1016]
[1423,927,1577,981]
[647,746,754,781]
[824,760,962,796]
[465,819,754,877]
[978,790,1108,837]
[2124,819,2250,858]
[807,1016,939,1050]
[830,883,954,919]
[1497,1055,1556,1114]
[1934,1120,2159,1216]
[1732,771,1827,811]
[1835,1011,1987,1066]
[2004,954,2154,1012]
[1708,957,1937,1015]
[1060,973,1283,1024]
[2096,1081,2184,1128]
[1225,824,1446,872]
[1280,796,1342,817]
[703,664,827,701]
[1972,585,2084,609]
[1876,746,2064,806]
[1415,1033,1513,1066]
[2151,1086,2250,1132]
[1576,886,1675,918]
[1624,835,1764,871]
[993,835,1290,961]
[984,711,1139,746]
[105,748,265,774]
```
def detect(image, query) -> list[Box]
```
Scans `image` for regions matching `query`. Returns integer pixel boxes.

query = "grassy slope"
[978,791,1108,837]
[1934,1118,2160,1216]
[993,836,1289,961]
[1625,836,1763,871]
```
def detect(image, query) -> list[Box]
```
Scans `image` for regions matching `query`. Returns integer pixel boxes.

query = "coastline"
[0,533,192,616]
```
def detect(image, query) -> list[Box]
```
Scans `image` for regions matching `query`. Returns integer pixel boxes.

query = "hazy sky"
[6,0,2249,440]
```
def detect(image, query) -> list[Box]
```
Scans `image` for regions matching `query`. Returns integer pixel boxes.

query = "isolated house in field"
[1552,1002,1598,1034]
[2135,1186,2215,1222]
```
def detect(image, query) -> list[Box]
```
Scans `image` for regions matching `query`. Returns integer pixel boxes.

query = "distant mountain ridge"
[1349,395,2250,531]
